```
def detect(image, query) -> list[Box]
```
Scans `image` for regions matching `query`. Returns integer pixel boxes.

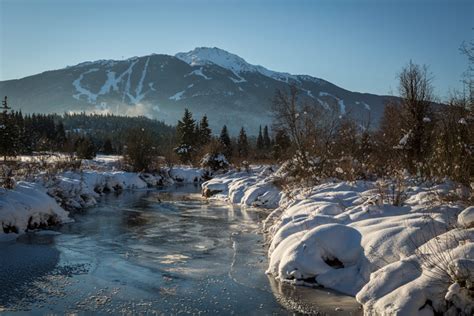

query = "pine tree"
[0,96,18,161]
[176,108,196,146]
[55,122,66,151]
[175,108,196,162]
[219,125,232,159]
[103,138,114,154]
[256,125,264,150]
[124,127,156,171]
[272,129,291,161]
[263,125,271,149]
[199,115,212,146]
[237,127,249,158]
[76,136,96,159]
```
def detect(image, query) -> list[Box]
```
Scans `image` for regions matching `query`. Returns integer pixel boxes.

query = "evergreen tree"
[15,111,30,154]
[124,127,156,171]
[76,136,96,159]
[199,115,212,146]
[194,122,201,145]
[0,96,18,161]
[176,108,196,146]
[256,125,264,150]
[219,125,232,159]
[263,125,271,149]
[102,138,114,154]
[55,122,66,151]
[272,129,291,161]
[175,108,196,162]
[237,127,249,158]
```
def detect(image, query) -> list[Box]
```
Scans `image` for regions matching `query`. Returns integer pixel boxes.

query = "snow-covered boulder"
[0,182,71,236]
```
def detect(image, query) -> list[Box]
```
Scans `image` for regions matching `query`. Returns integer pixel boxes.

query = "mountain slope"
[0,47,393,134]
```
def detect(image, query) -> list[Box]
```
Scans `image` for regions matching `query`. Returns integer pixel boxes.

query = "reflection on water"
[268,277,362,315]
[0,184,361,315]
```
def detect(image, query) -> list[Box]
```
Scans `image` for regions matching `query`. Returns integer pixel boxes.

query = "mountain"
[0,47,393,135]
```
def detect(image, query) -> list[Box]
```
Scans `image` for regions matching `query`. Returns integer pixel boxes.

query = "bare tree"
[460,40,474,107]
[397,61,435,176]
[272,85,340,183]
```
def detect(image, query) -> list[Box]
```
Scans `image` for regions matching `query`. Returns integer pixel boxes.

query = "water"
[0,185,361,315]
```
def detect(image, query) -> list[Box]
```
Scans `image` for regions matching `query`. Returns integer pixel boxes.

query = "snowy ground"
[202,167,473,315]
[0,155,208,239]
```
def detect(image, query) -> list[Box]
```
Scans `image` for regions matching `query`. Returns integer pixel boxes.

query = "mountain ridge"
[0,47,394,134]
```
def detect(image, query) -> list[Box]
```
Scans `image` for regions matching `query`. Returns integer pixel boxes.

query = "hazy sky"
[0,0,472,98]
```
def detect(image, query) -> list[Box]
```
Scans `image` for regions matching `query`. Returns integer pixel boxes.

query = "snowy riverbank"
[0,156,209,239]
[202,167,474,315]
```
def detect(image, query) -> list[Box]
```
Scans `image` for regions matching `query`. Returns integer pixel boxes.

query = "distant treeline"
[0,111,176,157]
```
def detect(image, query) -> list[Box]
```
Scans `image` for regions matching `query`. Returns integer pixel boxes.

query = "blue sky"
[0,0,472,98]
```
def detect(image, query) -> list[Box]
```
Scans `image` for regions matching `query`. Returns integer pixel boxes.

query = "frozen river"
[0,185,361,315]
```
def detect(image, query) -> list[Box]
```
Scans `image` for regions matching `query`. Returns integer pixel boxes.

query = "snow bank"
[1,158,208,238]
[267,223,366,295]
[458,206,474,228]
[168,167,207,183]
[0,182,71,236]
[203,168,473,314]
[44,170,153,210]
[45,167,205,210]
[202,166,282,208]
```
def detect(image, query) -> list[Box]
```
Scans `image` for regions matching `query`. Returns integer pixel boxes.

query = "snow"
[338,99,346,115]
[176,47,303,84]
[185,67,212,80]
[200,153,230,171]
[98,71,119,95]
[267,223,364,295]
[169,90,186,101]
[167,167,207,183]
[317,98,330,110]
[318,92,346,114]
[72,57,153,105]
[458,206,474,228]
[356,101,371,111]
[229,74,246,83]
[202,166,282,208]
[202,167,472,314]
[1,155,209,238]
[0,182,72,236]
[73,68,100,102]
[302,88,315,99]
[128,56,150,104]
[398,130,411,147]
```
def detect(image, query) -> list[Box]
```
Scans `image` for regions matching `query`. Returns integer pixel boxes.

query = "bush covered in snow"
[200,152,230,171]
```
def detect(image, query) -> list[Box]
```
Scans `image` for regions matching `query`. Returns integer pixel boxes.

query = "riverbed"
[0,185,361,315]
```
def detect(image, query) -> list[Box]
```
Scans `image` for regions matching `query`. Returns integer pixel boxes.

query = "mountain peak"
[175,47,298,83]
[175,47,253,72]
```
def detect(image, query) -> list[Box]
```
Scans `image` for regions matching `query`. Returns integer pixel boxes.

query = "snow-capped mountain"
[0,47,393,134]
[176,47,300,83]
